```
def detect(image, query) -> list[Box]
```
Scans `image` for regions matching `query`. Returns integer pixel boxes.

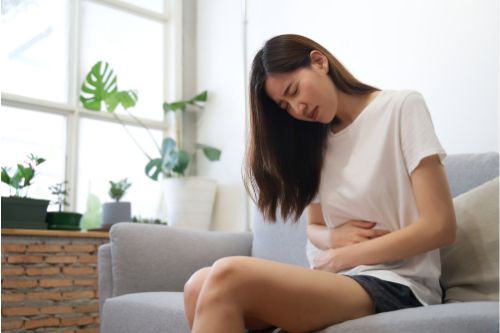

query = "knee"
[184,267,211,305]
[198,256,249,300]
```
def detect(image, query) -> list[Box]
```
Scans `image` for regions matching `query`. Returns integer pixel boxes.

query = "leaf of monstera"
[80,61,118,111]
[190,90,207,103]
[145,158,163,181]
[195,143,221,161]
[163,101,186,113]
[173,150,189,175]
[104,90,138,113]
[161,137,180,170]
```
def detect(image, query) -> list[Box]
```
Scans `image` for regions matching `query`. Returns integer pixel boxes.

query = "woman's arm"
[307,206,391,250]
[314,155,457,272]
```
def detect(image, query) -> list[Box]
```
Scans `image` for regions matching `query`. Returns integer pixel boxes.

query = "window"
[1,0,173,223]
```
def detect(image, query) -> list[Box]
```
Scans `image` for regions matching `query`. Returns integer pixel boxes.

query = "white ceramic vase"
[158,177,217,230]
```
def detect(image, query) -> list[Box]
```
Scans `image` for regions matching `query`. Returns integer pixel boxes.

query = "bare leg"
[192,256,374,333]
[184,266,276,331]
[184,267,211,329]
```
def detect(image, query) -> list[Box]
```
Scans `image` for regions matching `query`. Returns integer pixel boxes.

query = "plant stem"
[124,109,162,154]
[112,113,153,160]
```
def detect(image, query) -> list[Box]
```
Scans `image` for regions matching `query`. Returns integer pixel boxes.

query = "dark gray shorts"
[345,274,424,313]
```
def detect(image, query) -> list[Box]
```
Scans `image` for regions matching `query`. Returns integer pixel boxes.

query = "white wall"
[196,0,248,231]
[195,0,499,231]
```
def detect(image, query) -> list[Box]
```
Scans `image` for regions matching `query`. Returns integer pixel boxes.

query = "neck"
[332,90,379,128]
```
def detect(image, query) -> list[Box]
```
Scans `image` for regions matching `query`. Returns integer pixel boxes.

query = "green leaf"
[18,164,34,187]
[80,61,119,111]
[173,150,189,175]
[119,90,138,109]
[105,90,138,113]
[195,143,222,161]
[1,167,11,185]
[163,101,186,112]
[161,137,179,170]
[145,158,163,181]
[191,90,207,102]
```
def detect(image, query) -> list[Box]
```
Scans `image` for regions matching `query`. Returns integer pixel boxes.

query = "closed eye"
[280,102,289,111]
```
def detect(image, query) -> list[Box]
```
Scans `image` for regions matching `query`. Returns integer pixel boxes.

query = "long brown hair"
[243,34,378,222]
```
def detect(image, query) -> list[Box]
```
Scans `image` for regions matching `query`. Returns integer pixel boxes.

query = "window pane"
[0,106,66,211]
[118,0,164,14]
[1,0,70,103]
[77,118,163,222]
[80,1,165,121]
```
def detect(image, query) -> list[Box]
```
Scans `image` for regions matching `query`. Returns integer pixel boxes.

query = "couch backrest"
[251,152,499,266]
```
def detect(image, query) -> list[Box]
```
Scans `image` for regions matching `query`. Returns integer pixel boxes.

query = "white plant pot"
[158,177,217,230]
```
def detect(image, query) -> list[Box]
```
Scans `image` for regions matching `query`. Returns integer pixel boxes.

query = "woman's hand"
[328,220,391,249]
[312,247,351,273]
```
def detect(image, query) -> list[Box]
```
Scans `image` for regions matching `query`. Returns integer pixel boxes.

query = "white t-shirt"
[306,90,447,306]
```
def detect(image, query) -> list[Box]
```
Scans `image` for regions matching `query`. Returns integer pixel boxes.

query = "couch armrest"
[108,222,253,296]
[98,243,113,318]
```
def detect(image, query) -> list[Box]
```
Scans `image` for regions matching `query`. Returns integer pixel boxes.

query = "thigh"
[210,256,374,333]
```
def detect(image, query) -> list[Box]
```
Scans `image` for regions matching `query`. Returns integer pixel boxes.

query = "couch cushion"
[443,152,499,197]
[109,223,252,296]
[440,177,499,302]
[317,301,499,333]
[101,292,190,333]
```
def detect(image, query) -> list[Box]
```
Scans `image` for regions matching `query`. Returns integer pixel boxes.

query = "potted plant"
[45,181,82,230]
[1,154,50,229]
[101,178,132,230]
[80,61,222,230]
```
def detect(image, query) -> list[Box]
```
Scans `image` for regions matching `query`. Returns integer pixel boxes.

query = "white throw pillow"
[440,177,499,303]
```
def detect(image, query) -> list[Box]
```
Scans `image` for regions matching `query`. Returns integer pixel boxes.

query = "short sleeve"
[400,92,447,175]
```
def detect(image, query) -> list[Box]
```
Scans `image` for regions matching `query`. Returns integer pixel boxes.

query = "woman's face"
[264,51,338,124]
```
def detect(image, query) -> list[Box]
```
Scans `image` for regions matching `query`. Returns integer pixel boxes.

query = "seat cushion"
[317,302,499,333]
[101,292,498,333]
[101,292,190,333]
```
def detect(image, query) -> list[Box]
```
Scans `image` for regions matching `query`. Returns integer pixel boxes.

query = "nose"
[291,101,307,117]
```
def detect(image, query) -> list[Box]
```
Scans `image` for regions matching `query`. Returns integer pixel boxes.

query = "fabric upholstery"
[98,244,113,318]
[109,223,252,296]
[316,301,499,333]
[100,293,498,333]
[441,177,499,302]
[443,152,499,197]
[101,292,190,333]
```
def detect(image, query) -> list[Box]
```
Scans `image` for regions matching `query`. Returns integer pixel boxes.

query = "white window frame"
[1,0,183,211]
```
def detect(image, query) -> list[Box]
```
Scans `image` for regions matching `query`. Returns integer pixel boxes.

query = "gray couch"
[98,153,499,333]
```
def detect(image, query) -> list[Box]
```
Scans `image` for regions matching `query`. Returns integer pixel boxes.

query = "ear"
[310,50,329,73]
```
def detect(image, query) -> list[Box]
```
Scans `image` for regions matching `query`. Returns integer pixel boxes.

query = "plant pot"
[101,201,131,230]
[158,177,217,230]
[1,196,50,229]
[46,212,83,230]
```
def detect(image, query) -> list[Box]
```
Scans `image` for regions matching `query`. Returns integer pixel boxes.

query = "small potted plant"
[45,181,82,230]
[1,154,49,229]
[101,178,132,230]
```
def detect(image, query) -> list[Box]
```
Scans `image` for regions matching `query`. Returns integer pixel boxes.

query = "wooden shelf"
[1,228,109,239]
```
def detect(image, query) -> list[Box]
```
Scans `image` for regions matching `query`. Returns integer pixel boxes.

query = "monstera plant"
[80,61,138,113]
[80,61,221,180]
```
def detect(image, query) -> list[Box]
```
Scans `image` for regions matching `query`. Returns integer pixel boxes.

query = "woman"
[184,34,456,333]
